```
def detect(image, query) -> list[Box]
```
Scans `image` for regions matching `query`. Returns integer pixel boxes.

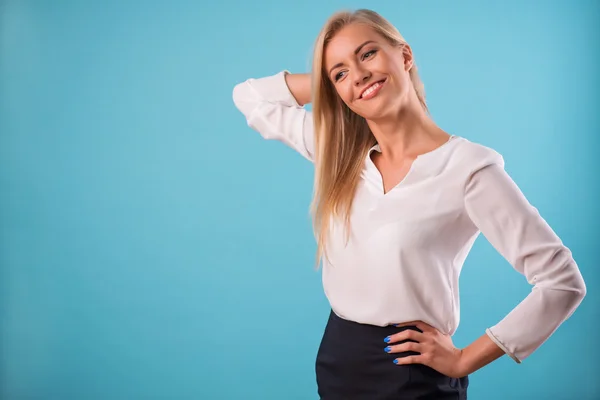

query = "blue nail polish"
[384,346,391,352]
[384,336,390,343]
[393,359,398,364]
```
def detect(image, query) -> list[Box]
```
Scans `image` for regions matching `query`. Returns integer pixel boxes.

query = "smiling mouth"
[359,79,386,99]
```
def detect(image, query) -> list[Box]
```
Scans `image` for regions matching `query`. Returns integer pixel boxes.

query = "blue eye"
[363,49,377,59]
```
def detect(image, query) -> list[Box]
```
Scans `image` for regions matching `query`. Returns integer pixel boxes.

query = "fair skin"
[324,23,452,194]
[285,22,506,379]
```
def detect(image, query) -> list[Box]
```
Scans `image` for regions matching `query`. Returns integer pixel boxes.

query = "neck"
[367,98,448,163]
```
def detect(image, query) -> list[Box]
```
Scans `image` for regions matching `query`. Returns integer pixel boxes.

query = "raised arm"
[232,71,315,162]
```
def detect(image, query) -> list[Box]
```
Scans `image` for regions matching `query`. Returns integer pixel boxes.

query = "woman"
[232,8,586,400]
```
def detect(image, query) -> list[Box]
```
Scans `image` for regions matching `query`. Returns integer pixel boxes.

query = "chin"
[355,93,397,118]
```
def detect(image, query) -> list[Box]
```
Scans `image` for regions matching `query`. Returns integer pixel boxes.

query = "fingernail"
[384,336,390,343]
[393,359,398,364]
[384,346,391,353]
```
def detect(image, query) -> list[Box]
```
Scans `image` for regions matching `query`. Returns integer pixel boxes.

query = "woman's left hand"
[384,320,467,378]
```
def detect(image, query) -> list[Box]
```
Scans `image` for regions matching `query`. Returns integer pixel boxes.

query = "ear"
[401,44,414,71]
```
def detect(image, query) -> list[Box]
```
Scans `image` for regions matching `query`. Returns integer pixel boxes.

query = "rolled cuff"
[485,327,522,364]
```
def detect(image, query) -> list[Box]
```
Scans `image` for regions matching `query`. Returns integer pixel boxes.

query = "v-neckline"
[367,135,458,196]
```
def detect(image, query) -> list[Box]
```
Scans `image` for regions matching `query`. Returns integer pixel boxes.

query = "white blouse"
[232,70,586,363]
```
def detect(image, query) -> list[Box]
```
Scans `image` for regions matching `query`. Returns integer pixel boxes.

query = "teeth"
[362,81,382,98]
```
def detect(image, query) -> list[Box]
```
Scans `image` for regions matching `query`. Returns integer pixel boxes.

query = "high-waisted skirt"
[315,310,469,400]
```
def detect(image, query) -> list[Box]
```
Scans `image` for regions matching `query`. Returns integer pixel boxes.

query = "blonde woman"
[232,8,586,400]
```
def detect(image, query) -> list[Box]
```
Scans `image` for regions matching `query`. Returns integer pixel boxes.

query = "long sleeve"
[232,70,315,162]
[464,160,586,363]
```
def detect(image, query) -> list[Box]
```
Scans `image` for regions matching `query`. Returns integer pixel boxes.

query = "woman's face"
[324,23,413,120]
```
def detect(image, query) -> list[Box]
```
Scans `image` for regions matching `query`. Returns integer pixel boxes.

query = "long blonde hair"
[309,9,428,269]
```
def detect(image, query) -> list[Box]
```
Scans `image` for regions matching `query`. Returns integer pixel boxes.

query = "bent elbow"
[233,79,264,119]
[536,258,587,311]
[564,261,586,301]
[539,252,586,298]
[573,273,586,301]
[563,268,586,314]
[232,81,249,114]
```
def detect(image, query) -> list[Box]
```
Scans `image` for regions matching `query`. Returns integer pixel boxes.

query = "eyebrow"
[328,40,377,76]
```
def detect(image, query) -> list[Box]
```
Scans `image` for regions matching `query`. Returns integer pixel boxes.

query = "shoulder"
[450,136,505,172]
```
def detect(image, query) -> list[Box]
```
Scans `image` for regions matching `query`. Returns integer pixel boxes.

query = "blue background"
[1,1,598,399]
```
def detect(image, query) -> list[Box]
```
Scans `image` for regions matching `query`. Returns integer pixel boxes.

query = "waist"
[319,310,422,360]
[323,278,457,334]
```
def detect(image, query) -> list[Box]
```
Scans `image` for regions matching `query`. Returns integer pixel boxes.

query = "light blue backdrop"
[1,1,598,399]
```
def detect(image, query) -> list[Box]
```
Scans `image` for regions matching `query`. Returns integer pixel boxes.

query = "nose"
[353,66,371,86]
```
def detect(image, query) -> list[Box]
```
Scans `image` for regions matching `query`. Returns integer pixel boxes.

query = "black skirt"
[315,310,469,400]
